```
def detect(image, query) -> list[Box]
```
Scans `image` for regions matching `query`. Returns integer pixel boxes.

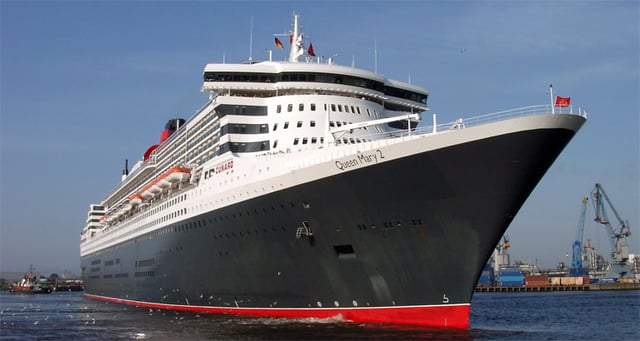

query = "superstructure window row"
[215,104,268,117]
[219,141,270,154]
[221,123,269,135]
[204,71,426,104]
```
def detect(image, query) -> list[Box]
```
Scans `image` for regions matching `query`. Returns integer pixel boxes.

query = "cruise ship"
[80,14,587,328]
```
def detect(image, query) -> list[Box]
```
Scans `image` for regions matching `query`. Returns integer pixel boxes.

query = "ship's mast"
[289,13,304,62]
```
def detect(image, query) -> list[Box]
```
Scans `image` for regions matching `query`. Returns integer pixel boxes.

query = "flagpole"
[550,84,555,114]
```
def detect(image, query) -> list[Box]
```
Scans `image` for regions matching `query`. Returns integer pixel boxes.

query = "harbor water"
[1,290,638,340]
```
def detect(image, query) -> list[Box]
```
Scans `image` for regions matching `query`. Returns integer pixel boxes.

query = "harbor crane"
[591,183,633,279]
[569,197,589,277]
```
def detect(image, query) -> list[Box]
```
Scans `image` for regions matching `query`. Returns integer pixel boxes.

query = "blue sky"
[1,1,638,275]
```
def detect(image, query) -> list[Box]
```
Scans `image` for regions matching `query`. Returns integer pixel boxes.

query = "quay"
[475,282,640,293]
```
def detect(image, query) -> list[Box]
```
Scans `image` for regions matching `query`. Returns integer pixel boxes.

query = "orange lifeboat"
[148,179,162,194]
[129,194,144,205]
[141,183,154,199]
[166,167,191,183]
[157,173,171,189]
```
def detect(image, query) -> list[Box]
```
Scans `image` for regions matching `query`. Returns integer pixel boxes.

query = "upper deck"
[201,61,428,112]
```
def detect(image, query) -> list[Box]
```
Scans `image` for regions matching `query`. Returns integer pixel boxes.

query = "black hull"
[82,124,579,327]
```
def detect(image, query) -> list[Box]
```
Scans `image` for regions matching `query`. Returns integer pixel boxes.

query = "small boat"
[148,179,162,194]
[9,269,53,294]
[166,167,191,183]
[156,174,172,189]
[129,194,144,205]
[140,184,154,199]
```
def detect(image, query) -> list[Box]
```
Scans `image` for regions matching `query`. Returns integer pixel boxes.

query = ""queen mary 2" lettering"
[335,149,384,171]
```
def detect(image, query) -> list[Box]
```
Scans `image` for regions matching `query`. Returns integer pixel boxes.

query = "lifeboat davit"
[166,167,191,183]
[129,194,144,205]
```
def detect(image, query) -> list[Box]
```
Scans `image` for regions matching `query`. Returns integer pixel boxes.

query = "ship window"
[297,121,303,128]
[324,104,327,111]
[299,103,304,111]
[277,105,282,113]
[310,121,316,127]
[311,103,316,111]
[287,104,293,112]
[329,121,335,127]
[331,104,336,112]
[273,140,278,148]
[284,122,289,129]
[333,244,356,259]
[273,123,278,131]
[356,107,361,114]
[302,137,308,144]
[338,104,343,112]
[345,106,350,113]
[293,138,299,145]
[311,137,317,144]
[336,121,342,127]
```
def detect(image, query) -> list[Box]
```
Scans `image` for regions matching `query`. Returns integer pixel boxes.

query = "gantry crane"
[570,197,589,276]
[591,183,633,279]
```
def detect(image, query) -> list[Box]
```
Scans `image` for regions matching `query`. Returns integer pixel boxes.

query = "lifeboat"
[148,179,162,194]
[122,204,132,213]
[157,173,171,189]
[141,184,154,199]
[166,167,191,183]
[129,194,144,205]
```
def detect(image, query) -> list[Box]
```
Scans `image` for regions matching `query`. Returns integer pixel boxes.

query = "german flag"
[274,37,284,49]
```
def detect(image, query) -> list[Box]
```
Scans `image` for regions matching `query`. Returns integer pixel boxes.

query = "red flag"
[289,34,293,44]
[307,43,316,57]
[555,96,571,107]
[274,37,284,49]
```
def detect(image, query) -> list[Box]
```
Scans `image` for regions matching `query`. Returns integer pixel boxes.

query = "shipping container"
[499,280,524,287]
[525,274,549,287]
[560,277,584,285]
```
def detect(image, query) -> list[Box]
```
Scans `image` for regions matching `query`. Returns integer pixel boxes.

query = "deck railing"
[282,104,587,170]
[427,104,587,134]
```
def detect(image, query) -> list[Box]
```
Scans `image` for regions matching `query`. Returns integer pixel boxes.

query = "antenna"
[374,35,378,74]
[248,16,254,62]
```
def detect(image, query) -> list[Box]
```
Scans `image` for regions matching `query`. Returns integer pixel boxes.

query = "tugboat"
[9,266,53,294]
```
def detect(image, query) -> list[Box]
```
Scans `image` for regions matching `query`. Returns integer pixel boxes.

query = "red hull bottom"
[84,294,470,328]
